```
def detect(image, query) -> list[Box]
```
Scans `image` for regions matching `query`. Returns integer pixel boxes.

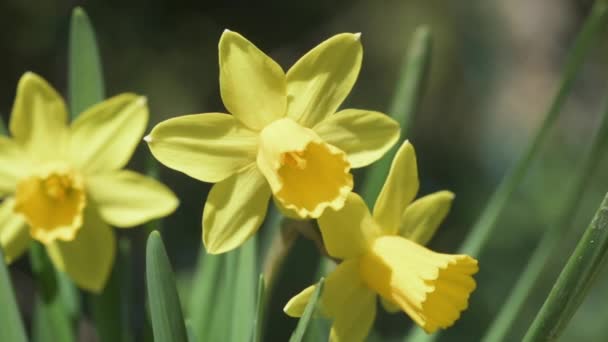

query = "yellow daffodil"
[284,141,479,341]
[145,30,400,254]
[0,72,178,292]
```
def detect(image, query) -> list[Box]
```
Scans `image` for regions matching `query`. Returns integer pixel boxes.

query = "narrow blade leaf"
[0,248,27,342]
[146,231,188,342]
[289,278,325,342]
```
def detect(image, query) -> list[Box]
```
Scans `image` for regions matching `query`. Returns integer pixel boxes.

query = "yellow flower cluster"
[0,30,478,340]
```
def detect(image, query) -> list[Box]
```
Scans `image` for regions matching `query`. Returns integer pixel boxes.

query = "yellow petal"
[401,191,454,245]
[9,72,68,159]
[87,170,179,228]
[373,141,419,235]
[203,165,271,254]
[257,118,352,218]
[284,285,316,317]
[146,113,258,183]
[313,109,400,168]
[380,296,401,314]
[14,163,85,244]
[322,260,377,342]
[0,198,30,264]
[286,33,362,128]
[360,236,478,333]
[0,136,30,195]
[219,30,286,130]
[70,94,147,173]
[46,208,116,293]
[318,193,381,260]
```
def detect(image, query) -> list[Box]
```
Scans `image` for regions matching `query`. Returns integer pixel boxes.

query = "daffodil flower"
[145,30,400,254]
[0,72,178,292]
[284,141,479,341]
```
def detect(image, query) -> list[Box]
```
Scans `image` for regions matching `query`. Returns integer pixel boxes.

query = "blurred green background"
[2,0,608,341]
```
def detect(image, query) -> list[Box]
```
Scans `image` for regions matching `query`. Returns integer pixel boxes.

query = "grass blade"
[68,6,105,117]
[185,320,198,342]
[523,193,608,341]
[252,274,266,342]
[361,25,432,207]
[483,87,608,341]
[29,243,75,342]
[0,248,27,342]
[146,231,188,342]
[289,278,325,342]
[230,237,257,342]
[189,250,223,341]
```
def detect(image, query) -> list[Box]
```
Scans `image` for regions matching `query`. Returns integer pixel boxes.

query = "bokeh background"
[2,0,608,341]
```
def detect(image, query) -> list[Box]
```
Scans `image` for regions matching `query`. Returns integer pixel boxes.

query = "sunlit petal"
[318,193,381,259]
[373,141,419,235]
[219,30,286,130]
[286,33,362,127]
[203,165,271,254]
[314,109,400,168]
[46,208,115,293]
[147,113,258,183]
[87,170,178,228]
[9,72,69,159]
[401,191,454,245]
[70,93,147,173]
[0,198,30,264]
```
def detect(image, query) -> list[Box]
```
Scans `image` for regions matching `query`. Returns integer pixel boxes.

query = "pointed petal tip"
[143,135,152,143]
[223,28,232,34]
[354,32,362,41]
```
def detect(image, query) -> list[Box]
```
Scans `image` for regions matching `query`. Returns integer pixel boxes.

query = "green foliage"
[68,6,105,117]
[289,278,325,342]
[0,248,27,342]
[524,193,608,341]
[146,231,188,342]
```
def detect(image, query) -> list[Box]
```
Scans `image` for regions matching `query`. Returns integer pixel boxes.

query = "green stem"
[523,193,608,341]
[483,88,608,342]
[361,26,432,207]
[408,2,608,341]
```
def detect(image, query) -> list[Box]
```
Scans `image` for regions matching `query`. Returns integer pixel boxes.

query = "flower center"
[359,236,478,333]
[14,163,86,244]
[257,118,353,218]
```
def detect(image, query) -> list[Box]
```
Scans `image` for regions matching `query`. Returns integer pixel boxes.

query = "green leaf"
[92,238,133,342]
[189,250,223,341]
[483,78,608,341]
[252,274,266,342]
[68,6,105,118]
[0,248,27,342]
[361,25,432,207]
[146,231,188,342]
[289,278,325,342]
[230,236,257,342]
[523,193,608,341]
[29,243,75,342]
[185,320,198,342]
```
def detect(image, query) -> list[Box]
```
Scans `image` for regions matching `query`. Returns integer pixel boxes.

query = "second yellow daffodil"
[0,72,178,292]
[146,30,400,254]
[284,141,479,341]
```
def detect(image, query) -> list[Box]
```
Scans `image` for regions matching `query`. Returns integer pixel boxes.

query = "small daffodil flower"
[0,73,178,292]
[284,141,479,341]
[145,30,400,254]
